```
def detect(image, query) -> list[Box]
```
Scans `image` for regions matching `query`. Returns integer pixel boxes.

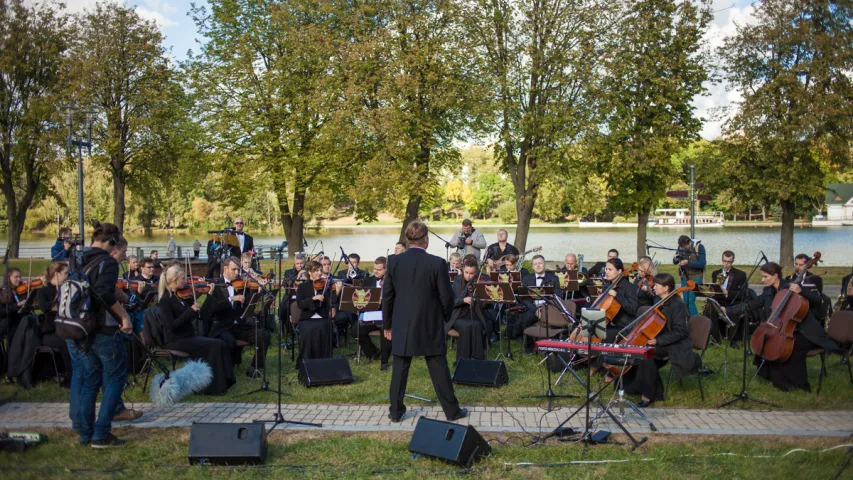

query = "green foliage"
[496,200,516,223]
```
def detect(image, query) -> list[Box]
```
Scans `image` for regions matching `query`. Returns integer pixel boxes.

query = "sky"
[50,0,759,140]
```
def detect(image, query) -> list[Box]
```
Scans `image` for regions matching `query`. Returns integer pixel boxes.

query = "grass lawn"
[1,428,851,479]
[2,331,851,411]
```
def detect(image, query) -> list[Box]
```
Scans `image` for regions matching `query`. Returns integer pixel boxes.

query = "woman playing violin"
[447,258,489,360]
[726,262,838,392]
[622,273,699,407]
[0,268,28,338]
[635,257,657,308]
[158,264,235,395]
[602,258,639,344]
[294,260,334,367]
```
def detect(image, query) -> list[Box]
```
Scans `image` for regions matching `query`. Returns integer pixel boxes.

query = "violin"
[231,279,263,290]
[115,279,154,291]
[15,279,44,295]
[313,278,326,290]
[176,283,212,300]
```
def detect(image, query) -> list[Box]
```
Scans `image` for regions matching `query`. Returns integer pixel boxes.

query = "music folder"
[515,285,555,301]
[693,283,726,301]
[551,269,579,292]
[473,281,515,304]
[338,285,382,312]
[359,310,383,325]
[489,271,521,284]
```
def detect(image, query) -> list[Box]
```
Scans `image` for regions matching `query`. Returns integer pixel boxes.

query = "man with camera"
[672,235,706,316]
[51,227,74,261]
[448,219,487,260]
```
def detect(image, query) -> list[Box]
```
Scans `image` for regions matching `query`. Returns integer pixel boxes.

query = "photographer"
[672,235,706,316]
[51,227,74,261]
[448,219,487,260]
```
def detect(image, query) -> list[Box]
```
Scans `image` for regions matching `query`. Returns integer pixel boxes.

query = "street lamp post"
[64,106,96,240]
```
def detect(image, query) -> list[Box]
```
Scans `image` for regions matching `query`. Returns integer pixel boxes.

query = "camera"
[457,233,470,249]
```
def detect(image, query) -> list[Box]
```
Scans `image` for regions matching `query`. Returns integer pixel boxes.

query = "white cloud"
[135,5,177,27]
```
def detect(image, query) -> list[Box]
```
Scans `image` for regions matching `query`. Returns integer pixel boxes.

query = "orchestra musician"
[621,273,700,407]
[320,256,333,277]
[229,217,254,258]
[498,254,528,276]
[284,253,308,285]
[602,258,639,344]
[447,258,489,360]
[840,267,853,311]
[134,258,159,285]
[710,250,748,346]
[393,242,407,256]
[0,268,28,339]
[561,253,589,306]
[635,256,657,308]
[206,237,221,279]
[35,262,73,387]
[587,249,619,278]
[449,219,487,260]
[673,235,706,316]
[294,260,335,367]
[240,252,265,283]
[351,257,392,370]
[513,255,561,350]
[204,257,271,378]
[158,264,236,395]
[485,229,520,271]
[150,250,161,269]
[726,262,839,392]
[333,253,368,336]
[124,255,140,280]
[448,253,462,273]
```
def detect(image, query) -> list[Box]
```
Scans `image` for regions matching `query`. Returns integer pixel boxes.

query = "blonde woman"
[158,265,235,395]
[636,256,657,308]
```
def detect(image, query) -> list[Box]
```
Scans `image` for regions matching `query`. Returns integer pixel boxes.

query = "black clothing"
[634,277,655,308]
[230,231,254,258]
[730,281,839,391]
[710,267,748,306]
[511,272,562,339]
[708,267,749,341]
[600,277,639,344]
[159,290,235,395]
[623,296,699,401]
[446,276,488,360]
[81,248,119,335]
[294,280,334,365]
[203,282,269,369]
[351,276,391,364]
[36,285,58,334]
[485,242,520,261]
[383,248,460,420]
[296,281,332,321]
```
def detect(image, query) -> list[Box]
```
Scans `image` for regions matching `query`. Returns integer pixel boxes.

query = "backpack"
[54,253,111,342]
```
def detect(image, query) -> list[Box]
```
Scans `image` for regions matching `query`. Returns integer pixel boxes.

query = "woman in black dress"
[602,259,639,344]
[35,262,73,386]
[158,265,235,395]
[622,273,700,406]
[635,257,656,308]
[0,267,27,340]
[295,260,334,367]
[446,259,488,360]
[727,262,838,392]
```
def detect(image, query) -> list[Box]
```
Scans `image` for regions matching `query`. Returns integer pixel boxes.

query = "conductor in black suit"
[383,222,467,422]
[229,217,255,258]
[709,250,748,346]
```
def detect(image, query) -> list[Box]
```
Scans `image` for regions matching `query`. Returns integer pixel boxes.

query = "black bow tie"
[537,276,544,280]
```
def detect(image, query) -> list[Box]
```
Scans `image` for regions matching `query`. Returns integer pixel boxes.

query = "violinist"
[35,262,73,386]
[621,273,700,407]
[726,262,838,392]
[204,257,271,378]
[447,258,489,360]
[601,258,639,344]
[124,255,140,280]
[294,260,334,366]
[0,268,28,339]
[351,257,392,370]
[284,253,308,285]
[158,264,235,395]
[710,251,748,346]
[635,256,656,308]
[133,259,159,285]
[512,255,560,345]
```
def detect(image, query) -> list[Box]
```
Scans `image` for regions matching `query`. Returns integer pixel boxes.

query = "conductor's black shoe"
[447,408,468,421]
[380,363,390,371]
[388,414,402,423]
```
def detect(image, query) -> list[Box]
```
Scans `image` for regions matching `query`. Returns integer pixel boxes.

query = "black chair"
[140,307,190,392]
[664,315,711,401]
[33,346,65,386]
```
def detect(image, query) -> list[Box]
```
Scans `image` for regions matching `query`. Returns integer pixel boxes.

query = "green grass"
[3,332,852,411]
[0,428,850,479]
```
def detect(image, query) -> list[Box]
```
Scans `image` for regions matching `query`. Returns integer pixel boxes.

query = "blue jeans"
[681,276,702,317]
[66,334,127,442]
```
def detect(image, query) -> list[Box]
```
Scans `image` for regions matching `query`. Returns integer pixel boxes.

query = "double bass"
[605,280,695,376]
[751,252,821,363]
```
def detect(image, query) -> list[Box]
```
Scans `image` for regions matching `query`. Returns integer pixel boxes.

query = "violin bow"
[27,257,32,297]
[186,255,197,305]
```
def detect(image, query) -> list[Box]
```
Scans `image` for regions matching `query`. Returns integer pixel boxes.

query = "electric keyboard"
[535,339,655,361]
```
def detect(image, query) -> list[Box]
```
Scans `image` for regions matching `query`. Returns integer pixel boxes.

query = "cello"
[605,280,695,376]
[751,251,821,363]
[588,261,638,324]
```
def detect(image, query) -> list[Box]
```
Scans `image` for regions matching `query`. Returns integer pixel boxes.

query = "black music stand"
[237,291,284,398]
[473,281,514,361]
[696,291,735,381]
[339,284,382,362]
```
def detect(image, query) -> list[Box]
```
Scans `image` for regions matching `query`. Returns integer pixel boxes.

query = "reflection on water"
[5,225,853,266]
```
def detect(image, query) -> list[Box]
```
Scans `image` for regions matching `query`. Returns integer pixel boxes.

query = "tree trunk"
[281,188,307,258]
[4,210,24,259]
[748,209,752,221]
[514,194,535,253]
[761,205,766,222]
[637,208,650,258]
[112,165,126,230]
[399,194,422,244]
[779,199,795,268]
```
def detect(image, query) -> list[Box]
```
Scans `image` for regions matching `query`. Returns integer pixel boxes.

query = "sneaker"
[91,434,127,449]
[113,409,143,422]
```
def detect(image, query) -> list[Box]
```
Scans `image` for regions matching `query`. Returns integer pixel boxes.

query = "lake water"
[5,225,852,266]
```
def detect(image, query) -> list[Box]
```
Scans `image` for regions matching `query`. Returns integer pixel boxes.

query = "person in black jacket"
[204,257,271,377]
[383,222,465,422]
[0,268,27,341]
[728,262,839,392]
[622,273,700,406]
[350,257,392,369]
[158,264,235,395]
[601,258,639,344]
[447,259,489,360]
[293,260,334,367]
[229,217,254,258]
[511,255,561,343]
[709,250,749,346]
[35,262,73,386]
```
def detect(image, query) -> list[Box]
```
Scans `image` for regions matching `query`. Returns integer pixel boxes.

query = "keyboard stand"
[590,358,657,432]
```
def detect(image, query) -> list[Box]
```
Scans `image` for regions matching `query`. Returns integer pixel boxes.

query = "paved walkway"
[1,401,851,437]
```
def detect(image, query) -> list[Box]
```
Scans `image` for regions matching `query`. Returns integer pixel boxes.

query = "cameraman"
[449,219,486,260]
[672,235,705,316]
[51,227,74,261]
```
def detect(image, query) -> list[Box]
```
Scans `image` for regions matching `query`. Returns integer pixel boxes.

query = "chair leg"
[697,371,704,401]
[664,367,674,401]
[142,359,151,393]
[49,351,61,386]
[817,352,825,396]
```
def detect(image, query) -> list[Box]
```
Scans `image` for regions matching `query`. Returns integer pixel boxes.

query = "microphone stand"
[424,224,453,262]
[716,252,780,409]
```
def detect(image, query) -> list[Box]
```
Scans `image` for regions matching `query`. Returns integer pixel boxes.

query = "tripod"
[716,251,780,409]
[522,289,576,412]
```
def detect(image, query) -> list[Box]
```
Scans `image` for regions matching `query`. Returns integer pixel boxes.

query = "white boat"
[648,209,724,227]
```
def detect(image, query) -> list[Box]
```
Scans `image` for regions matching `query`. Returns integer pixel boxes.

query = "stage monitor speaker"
[298,357,354,386]
[408,417,491,467]
[452,358,508,387]
[188,423,267,465]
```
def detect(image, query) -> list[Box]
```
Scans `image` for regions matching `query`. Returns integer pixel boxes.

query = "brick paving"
[1,401,851,437]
